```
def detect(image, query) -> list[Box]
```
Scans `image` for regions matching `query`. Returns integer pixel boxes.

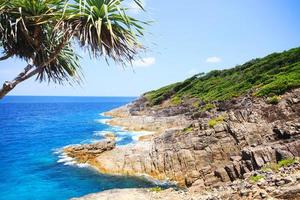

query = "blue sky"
[1,0,300,97]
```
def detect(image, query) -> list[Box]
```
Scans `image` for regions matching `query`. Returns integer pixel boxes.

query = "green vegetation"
[170,96,182,105]
[200,103,215,112]
[249,174,264,183]
[0,0,147,98]
[278,158,298,167]
[149,186,163,192]
[261,158,298,172]
[261,162,280,172]
[144,47,300,105]
[192,101,200,108]
[208,115,225,128]
[183,126,194,132]
[266,95,280,104]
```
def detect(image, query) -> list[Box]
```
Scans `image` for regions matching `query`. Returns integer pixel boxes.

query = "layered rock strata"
[64,88,300,196]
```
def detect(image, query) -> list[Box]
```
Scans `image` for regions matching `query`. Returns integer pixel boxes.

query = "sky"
[1,0,300,97]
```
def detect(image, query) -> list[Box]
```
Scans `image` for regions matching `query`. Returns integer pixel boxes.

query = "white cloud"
[128,0,146,14]
[206,56,222,63]
[132,57,155,68]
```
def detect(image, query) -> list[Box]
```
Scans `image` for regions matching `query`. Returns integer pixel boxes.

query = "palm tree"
[0,0,146,98]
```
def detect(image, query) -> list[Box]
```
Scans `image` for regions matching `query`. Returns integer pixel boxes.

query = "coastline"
[65,89,300,200]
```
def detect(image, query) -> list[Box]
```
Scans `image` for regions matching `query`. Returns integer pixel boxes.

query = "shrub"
[170,96,182,105]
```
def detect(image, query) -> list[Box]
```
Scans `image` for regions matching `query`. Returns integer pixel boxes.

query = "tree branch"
[0,64,38,99]
[0,53,12,61]
[0,34,71,99]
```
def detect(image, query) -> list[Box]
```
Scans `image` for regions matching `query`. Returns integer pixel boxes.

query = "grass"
[249,174,264,183]
[261,158,298,172]
[144,47,300,105]
[208,115,225,128]
[278,158,298,167]
[149,186,163,192]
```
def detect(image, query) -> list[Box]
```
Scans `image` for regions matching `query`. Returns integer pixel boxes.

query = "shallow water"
[0,96,157,200]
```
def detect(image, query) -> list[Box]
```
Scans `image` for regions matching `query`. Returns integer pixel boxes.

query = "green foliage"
[192,101,200,108]
[0,0,146,84]
[149,186,162,192]
[170,96,182,105]
[278,158,298,167]
[261,162,280,172]
[144,48,300,105]
[261,158,298,172]
[266,95,280,104]
[208,115,225,128]
[249,175,264,183]
[183,126,194,132]
[200,103,215,112]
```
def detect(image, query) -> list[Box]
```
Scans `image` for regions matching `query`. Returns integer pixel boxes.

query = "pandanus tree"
[0,0,146,98]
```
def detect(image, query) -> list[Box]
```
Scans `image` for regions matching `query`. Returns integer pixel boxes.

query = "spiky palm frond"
[0,0,81,83]
[0,0,66,60]
[0,0,147,90]
[36,28,81,84]
[65,0,147,65]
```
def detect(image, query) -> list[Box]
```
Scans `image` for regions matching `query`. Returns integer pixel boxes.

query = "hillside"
[66,47,300,200]
[145,47,300,105]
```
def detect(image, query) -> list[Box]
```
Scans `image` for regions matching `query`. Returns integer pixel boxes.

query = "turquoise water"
[0,96,157,200]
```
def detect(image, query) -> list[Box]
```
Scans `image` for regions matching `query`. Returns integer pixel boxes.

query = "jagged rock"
[67,88,300,196]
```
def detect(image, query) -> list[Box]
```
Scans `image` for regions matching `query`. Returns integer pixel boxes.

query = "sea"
[0,96,158,200]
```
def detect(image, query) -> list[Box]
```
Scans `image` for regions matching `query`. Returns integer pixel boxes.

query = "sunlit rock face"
[66,89,300,193]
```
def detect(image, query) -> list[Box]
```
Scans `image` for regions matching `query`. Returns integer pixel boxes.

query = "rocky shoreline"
[65,88,300,200]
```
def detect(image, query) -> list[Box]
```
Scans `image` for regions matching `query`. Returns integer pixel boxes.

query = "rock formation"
[65,88,300,199]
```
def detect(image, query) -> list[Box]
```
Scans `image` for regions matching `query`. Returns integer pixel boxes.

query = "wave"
[55,149,91,169]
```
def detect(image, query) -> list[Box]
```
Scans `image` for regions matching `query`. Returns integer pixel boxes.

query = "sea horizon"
[0,96,156,200]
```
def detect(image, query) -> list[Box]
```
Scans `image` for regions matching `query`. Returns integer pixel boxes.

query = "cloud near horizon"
[132,57,156,68]
[206,56,222,63]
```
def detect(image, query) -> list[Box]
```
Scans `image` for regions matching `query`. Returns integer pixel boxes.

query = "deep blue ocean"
[0,96,157,200]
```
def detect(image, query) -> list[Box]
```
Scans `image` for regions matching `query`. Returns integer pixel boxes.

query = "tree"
[0,0,146,98]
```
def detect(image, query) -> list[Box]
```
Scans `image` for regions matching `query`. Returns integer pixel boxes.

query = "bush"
[170,96,182,105]
[144,47,300,106]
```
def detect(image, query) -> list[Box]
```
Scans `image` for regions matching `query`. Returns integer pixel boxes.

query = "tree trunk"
[0,34,71,99]
[0,64,41,99]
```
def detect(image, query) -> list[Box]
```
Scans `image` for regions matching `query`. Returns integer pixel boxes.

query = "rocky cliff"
[66,48,300,199]
[65,88,300,199]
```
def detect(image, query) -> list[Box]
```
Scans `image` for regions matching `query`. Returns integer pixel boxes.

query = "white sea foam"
[95,118,110,124]
[55,148,92,169]
[99,112,105,117]
[93,130,114,137]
